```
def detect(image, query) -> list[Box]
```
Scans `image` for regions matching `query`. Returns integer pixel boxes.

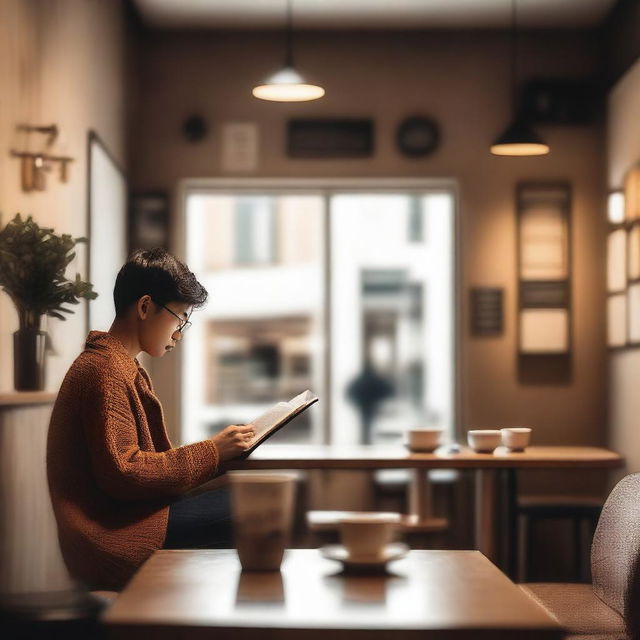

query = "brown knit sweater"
[47,331,220,590]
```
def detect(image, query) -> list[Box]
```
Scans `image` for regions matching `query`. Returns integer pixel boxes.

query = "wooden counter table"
[104,549,563,640]
[228,444,622,470]
[227,445,624,566]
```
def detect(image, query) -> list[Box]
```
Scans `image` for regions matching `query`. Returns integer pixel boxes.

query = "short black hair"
[113,248,208,316]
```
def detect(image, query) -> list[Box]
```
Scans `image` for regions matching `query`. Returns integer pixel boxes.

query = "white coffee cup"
[229,472,296,571]
[338,512,401,558]
[407,428,443,452]
[501,427,532,451]
[467,429,501,453]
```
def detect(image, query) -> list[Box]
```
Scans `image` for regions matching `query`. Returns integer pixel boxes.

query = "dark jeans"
[162,487,234,549]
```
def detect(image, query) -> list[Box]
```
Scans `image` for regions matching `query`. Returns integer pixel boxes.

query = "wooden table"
[227,445,624,566]
[104,549,563,639]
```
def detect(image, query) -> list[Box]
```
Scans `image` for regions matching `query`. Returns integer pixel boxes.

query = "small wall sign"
[471,287,504,336]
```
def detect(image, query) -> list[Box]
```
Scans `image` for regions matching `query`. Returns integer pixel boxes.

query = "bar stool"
[517,495,603,582]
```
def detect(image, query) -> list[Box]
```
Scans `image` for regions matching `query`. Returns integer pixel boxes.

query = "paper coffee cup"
[229,472,296,571]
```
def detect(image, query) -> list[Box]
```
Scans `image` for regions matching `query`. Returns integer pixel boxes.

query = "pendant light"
[490,0,549,156]
[252,0,325,102]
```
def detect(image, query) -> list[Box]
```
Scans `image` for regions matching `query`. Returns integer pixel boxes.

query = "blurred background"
[1,0,639,594]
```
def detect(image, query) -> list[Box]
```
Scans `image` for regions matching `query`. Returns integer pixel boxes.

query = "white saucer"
[320,543,409,570]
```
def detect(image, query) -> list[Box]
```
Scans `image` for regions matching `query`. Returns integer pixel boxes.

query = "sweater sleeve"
[81,366,220,502]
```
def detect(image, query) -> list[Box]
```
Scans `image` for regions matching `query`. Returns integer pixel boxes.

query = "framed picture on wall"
[629,222,640,280]
[607,228,627,293]
[624,164,640,221]
[607,190,625,224]
[608,293,627,348]
[516,182,572,356]
[520,308,569,353]
[607,176,640,350]
[130,192,169,251]
[628,283,640,346]
[86,131,127,332]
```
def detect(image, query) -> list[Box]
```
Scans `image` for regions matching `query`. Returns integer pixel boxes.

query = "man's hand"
[210,424,255,462]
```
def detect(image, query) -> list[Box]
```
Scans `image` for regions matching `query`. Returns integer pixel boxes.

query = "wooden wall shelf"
[0,392,57,407]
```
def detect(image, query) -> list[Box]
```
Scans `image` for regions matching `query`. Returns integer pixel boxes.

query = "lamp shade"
[490,119,550,156]
[252,66,325,102]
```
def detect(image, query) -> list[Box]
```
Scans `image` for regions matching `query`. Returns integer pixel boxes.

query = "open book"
[241,390,319,457]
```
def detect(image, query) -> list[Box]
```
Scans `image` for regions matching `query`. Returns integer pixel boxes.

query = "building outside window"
[181,182,456,448]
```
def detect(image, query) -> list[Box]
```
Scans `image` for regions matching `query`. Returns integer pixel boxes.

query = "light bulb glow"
[252,83,325,102]
[608,191,625,224]
[252,66,325,102]
[490,119,550,157]
[490,142,550,156]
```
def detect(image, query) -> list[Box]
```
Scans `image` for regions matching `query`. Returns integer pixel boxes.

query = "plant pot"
[13,329,47,391]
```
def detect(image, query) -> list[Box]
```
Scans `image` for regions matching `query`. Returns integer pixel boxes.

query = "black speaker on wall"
[519,78,602,125]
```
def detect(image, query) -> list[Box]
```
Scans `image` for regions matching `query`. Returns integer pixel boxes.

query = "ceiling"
[132,0,618,30]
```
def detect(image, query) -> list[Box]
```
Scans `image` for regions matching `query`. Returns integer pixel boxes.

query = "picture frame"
[607,228,627,293]
[607,170,640,350]
[628,222,640,281]
[624,163,640,221]
[628,283,640,346]
[608,293,627,349]
[470,287,503,336]
[287,119,374,158]
[130,191,169,252]
[516,182,572,356]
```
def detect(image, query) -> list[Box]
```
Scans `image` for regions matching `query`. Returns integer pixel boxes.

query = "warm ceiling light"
[252,0,324,103]
[252,67,325,102]
[490,0,549,156]
[490,120,550,156]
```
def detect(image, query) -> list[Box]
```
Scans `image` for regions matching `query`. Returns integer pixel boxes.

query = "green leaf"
[0,214,98,325]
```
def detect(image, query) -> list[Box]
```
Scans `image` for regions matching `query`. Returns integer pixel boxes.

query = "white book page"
[251,403,291,441]
[289,389,316,408]
[248,390,318,445]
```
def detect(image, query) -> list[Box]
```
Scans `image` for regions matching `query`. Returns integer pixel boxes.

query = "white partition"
[0,396,75,593]
[88,132,127,332]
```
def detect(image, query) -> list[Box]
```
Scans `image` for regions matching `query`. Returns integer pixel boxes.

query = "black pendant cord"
[285,0,294,68]
[510,0,518,119]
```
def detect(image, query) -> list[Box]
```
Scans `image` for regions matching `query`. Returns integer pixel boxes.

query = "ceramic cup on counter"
[407,427,443,452]
[467,429,502,453]
[338,512,402,558]
[501,427,532,452]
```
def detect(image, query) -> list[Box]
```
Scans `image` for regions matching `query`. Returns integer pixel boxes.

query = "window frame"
[175,178,461,446]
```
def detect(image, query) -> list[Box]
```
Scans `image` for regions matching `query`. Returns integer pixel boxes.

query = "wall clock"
[396,116,440,157]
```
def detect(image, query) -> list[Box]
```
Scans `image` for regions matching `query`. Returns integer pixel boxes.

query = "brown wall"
[131,29,607,495]
[0,0,128,392]
[0,0,128,592]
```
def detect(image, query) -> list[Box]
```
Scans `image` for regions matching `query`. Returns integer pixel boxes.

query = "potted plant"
[0,214,97,390]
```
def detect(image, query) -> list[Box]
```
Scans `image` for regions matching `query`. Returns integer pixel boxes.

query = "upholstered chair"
[519,473,640,640]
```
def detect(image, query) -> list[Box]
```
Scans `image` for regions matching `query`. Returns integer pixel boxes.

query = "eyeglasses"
[155,301,193,334]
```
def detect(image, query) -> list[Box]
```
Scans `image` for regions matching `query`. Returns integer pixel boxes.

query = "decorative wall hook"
[10,123,73,192]
[10,150,74,192]
[16,123,59,147]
